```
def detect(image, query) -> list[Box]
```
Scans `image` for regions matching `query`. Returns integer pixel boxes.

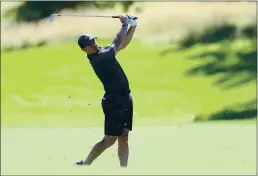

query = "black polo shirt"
[87,46,130,95]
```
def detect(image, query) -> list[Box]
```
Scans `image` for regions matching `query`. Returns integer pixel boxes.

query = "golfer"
[75,14,137,167]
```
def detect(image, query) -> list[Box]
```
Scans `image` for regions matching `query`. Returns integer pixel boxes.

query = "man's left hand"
[127,15,137,27]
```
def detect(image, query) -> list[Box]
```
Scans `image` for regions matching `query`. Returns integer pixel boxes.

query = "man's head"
[78,33,98,54]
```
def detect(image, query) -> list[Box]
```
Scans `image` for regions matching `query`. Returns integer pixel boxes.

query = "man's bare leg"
[83,136,117,165]
[118,129,130,167]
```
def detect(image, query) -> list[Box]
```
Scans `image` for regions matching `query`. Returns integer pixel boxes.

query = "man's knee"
[102,136,117,147]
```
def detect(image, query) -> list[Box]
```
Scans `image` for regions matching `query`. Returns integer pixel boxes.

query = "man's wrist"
[122,22,129,27]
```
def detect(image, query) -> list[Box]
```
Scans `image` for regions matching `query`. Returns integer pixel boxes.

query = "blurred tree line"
[7,1,135,22]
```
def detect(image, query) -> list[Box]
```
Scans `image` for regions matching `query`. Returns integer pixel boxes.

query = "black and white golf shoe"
[74,160,84,165]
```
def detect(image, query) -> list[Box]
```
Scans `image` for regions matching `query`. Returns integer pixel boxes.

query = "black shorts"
[101,92,133,136]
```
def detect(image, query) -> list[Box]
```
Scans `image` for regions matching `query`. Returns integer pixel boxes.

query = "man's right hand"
[119,15,129,25]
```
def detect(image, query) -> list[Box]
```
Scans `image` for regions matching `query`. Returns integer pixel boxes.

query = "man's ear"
[92,41,98,48]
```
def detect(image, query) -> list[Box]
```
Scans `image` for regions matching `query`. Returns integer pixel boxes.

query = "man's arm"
[116,15,137,51]
[111,24,128,53]
[110,15,129,54]
[111,15,138,54]
[119,26,137,50]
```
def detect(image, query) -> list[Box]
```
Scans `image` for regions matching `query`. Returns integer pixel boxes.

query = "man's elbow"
[118,45,126,52]
[118,41,127,51]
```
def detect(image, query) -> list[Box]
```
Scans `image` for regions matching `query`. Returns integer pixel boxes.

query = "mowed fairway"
[1,124,256,175]
[1,39,256,175]
[1,39,256,126]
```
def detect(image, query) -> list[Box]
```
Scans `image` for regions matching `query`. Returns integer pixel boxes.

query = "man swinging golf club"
[75,14,137,167]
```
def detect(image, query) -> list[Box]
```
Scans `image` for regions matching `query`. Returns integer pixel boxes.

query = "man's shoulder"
[88,46,112,58]
[88,46,116,65]
[100,46,114,52]
[98,46,115,57]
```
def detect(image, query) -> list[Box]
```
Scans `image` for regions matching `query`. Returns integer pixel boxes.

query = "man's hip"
[101,92,133,136]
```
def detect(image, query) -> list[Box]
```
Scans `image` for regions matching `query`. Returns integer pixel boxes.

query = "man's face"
[90,38,98,48]
[81,39,98,53]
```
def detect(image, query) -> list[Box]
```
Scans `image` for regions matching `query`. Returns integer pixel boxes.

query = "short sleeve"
[99,46,116,58]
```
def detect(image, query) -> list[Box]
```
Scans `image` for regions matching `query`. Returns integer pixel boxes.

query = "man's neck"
[86,47,99,55]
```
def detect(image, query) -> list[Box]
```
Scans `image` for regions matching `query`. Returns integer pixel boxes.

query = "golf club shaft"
[52,13,138,20]
[56,14,119,18]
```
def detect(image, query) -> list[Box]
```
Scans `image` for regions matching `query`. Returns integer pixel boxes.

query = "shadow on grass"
[178,23,256,50]
[195,99,257,121]
[160,23,257,121]
[185,48,257,89]
[160,23,256,57]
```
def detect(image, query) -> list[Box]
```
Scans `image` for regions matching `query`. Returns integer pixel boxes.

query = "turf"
[1,39,256,127]
[1,124,256,175]
[1,39,256,175]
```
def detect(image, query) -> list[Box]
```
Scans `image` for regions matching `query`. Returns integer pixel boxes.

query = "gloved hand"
[127,15,137,26]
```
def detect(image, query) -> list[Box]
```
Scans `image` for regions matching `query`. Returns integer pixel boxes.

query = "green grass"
[1,124,256,175]
[1,39,256,127]
[1,39,256,175]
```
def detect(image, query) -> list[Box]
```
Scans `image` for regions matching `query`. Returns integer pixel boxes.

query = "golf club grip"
[112,16,138,20]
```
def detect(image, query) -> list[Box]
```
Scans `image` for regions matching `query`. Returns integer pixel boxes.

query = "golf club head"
[49,14,58,22]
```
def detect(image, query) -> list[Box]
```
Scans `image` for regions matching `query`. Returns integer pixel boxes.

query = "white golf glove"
[127,15,137,26]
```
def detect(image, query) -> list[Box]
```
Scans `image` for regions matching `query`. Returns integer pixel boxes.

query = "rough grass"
[1,124,256,175]
[1,39,256,127]
[1,2,256,49]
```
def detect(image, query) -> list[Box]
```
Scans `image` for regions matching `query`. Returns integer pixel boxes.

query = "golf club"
[49,13,138,22]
